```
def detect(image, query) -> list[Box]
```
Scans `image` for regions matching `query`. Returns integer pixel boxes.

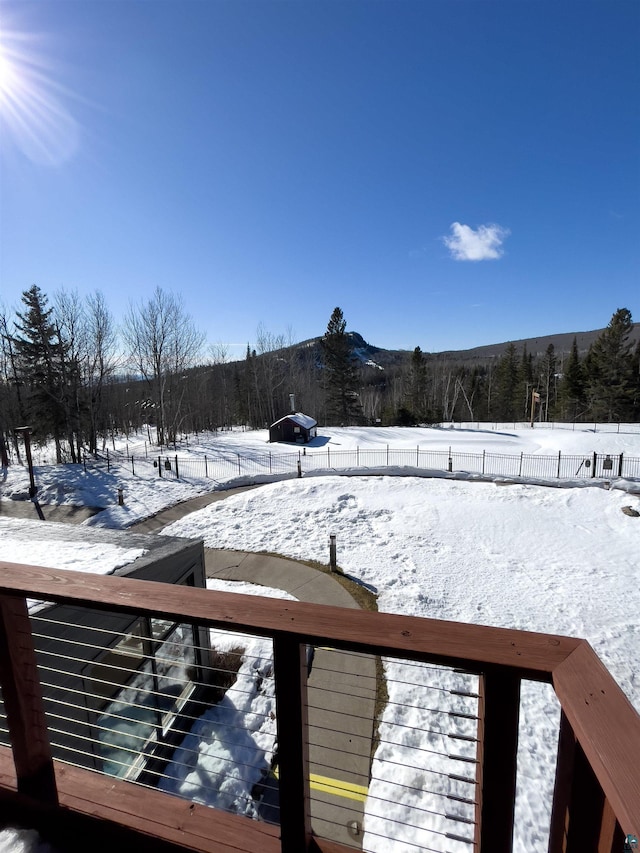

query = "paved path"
[4,491,377,848]
[132,495,377,848]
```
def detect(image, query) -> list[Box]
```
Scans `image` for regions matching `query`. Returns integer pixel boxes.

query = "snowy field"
[1,423,640,852]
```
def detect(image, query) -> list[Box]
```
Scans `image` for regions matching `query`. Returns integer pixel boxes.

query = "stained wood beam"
[0,595,57,804]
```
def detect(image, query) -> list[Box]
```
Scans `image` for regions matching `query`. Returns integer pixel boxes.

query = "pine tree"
[558,337,585,421]
[321,307,362,425]
[585,308,635,421]
[405,346,429,423]
[12,285,67,461]
[493,343,519,420]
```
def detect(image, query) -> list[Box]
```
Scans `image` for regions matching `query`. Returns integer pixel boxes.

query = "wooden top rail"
[0,561,581,678]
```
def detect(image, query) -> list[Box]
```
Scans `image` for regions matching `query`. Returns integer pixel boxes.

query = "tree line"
[1,287,639,464]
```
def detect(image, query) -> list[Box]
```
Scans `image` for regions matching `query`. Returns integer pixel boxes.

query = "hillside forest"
[1,286,639,463]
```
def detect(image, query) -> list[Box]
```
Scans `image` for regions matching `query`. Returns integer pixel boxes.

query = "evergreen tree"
[493,343,519,420]
[321,307,362,425]
[405,346,429,423]
[12,285,68,461]
[558,337,585,421]
[585,308,635,421]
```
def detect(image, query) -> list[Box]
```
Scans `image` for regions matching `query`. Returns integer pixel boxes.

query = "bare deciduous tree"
[122,288,204,445]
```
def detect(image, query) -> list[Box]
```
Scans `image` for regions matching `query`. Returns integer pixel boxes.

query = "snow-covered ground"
[1,424,640,852]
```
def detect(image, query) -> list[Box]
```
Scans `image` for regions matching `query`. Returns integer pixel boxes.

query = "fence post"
[557,450,561,479]
[592,452,597,478]
[618,453,623,477]
[357,446,360,467]
[387,444,389,466]
[518,452,523,477]
[131,455,135,476]
[475,669,520,852]
[269,452,272,474]
[237,453,241,476]
[416,446,419,467]
[272,637,312,853]
[83,454,87,473]
[0,595,58,804]
[106,448,110,472]
[175,455,179,479]
[482,449,485,475]
[327,446,330,466]
[448,446,452,473]
[158,456,162,478]
[205,455,208,478]
[329,534,337,571]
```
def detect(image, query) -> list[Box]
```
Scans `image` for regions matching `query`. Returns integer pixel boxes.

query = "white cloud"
[442,222,510,261]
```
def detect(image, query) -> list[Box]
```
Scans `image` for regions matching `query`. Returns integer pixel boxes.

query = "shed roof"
[271,412,317,429]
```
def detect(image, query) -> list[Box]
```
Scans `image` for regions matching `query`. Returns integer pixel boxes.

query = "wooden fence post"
[273,636,312,853]
[475,669,520,852]
[549,715,625,853]
[0,595,58,804]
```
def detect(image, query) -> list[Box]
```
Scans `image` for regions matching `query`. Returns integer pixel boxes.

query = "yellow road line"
[309,773,368,803]
[272,768,368,803]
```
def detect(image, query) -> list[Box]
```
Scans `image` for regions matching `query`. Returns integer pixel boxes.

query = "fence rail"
[0,562,639,852]
[83,446,640,484]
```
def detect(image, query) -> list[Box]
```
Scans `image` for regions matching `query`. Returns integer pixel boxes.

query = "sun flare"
[0,25,80,166]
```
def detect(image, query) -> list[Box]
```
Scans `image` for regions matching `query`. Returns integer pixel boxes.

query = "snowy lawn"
[2,424,640,852]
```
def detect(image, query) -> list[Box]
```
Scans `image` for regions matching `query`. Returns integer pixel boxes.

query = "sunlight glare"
[0,27,80,166]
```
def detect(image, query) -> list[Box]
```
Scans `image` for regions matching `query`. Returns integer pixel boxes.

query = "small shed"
[0,520,211,784]
[269,412,317,444]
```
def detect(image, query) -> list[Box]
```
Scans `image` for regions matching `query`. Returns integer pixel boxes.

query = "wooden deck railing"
[0,561,638,853]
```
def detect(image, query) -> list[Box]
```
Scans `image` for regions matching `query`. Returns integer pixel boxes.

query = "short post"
[448,446,453,473]
[175,454,179,479]
[117,487,124,506]
[106,448,110,472]
[329,534,337,572]
[297,458,302,478]
[158,456,162,478]
[592,452,597,478]
[557,450,562,478]
[618,453,624,477]
[14,427,37,499]
[205,455,208,478]
[131,455,135,476]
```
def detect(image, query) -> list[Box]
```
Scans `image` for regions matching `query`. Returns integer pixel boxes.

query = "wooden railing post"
[548,712,625,853]
[0,595,57,804]
[475,669,520,853]
[273,636,312,853]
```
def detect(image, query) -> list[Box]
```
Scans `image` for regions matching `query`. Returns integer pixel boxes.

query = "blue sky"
[1,0,638,358]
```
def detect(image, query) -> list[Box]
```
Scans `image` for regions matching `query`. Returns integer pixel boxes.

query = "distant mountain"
[292,323,640,371]
[426,323,640,365]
